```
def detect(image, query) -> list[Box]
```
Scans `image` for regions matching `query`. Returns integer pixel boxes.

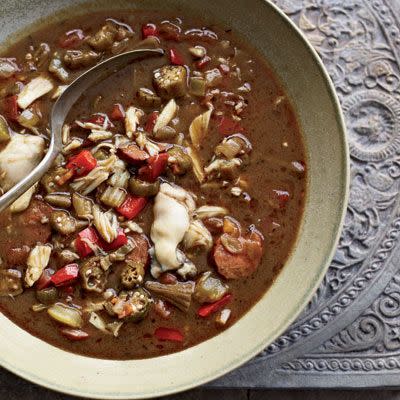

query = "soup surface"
[0,11,306,359]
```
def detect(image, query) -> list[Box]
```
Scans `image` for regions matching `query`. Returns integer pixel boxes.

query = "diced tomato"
[75,227,100,258]
[217,116,244,136]
[138,153,169,182]
[195,55,211,70]
[36,268,55,290]
[271,189,290,209]
[159,272,178,285]
[59,29,85,49]
[142,23,158,38]
[2,95,19,122]
[51,263,79,287]
[169,48,184,65]
[82,113,113,129]
[66,150,97,176]
[110,103,125,121]
[102,228,128,251]
[116,196,148,220]
[60,328,89,341]
[198,294,233,318]
[118,144,149,165]
[154,327,184,342]
[219,64,230,75]
[145,111,159,133]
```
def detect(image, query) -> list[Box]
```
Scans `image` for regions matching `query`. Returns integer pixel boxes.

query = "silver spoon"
[0,48,164,212]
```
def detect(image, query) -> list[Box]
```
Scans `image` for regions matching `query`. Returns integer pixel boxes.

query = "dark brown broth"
[0,10,306,359]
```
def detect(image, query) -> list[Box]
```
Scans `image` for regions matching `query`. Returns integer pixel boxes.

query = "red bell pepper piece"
[101,228,128,251]
[154,327,184,342]
[55,168,75,186]
[59,29,85,49]
[196,55,211,70]
[75,227,100,258]
[272,189,290,209]
[116,196,148,220]
[197,294,232,318]
[118,144,149,165]
[66,150,97,176]
[138,153,169,182]
[50,263,79,287]
[60,328,89,341]
[36,268,55,290]
[145,111,159,133]
[217,116,244,136]
[110,103,125,121]
[142,23,158,38]
[2,95,19,122]
[169,48,184,65]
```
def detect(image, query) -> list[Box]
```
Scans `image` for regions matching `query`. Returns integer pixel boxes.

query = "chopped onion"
[62,124,70,145]
[108,170,129,189]
[125,106,144,139]
[153,99,177,133]
[88,130,113,142]
[100,186,126,208]
[10,183,37,213]
[17,75,54,109]
[31,303,47,312]
[89,312,108,332]
[187,147,205,183]
[107,321,124,337]
[195,205,229,219]
[189,109,212,149]
[52,85,68,99]
[62,138,83,154]
[216,308,231,326]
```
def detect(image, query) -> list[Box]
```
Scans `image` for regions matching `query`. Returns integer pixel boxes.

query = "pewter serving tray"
[210,0,400,389]
[1,0,400,393]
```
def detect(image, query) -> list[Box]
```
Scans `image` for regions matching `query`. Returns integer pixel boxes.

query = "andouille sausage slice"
[213,232,263,280]
[126,233,150,268]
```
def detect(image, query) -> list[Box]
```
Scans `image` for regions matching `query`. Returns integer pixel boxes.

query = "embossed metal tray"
[208,0,400,389]
[0,0,398,393]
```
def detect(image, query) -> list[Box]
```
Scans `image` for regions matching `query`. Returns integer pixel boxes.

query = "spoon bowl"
[0,48,164,212]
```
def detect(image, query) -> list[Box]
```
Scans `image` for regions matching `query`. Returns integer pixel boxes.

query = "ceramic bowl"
[0,0,349,398]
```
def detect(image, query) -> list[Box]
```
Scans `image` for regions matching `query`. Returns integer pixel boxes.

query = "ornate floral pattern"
[244,0,400,379]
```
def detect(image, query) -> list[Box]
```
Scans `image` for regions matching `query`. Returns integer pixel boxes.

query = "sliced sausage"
[126,233,150,268]
[0,199,52,267]
[213,232,263,280]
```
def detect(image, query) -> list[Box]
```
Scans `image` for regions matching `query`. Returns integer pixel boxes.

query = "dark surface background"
[2,363,400,400]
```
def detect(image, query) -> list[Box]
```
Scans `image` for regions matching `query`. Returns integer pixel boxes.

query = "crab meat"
[150,183,196,277]
[125,106,144,139]
[17,75,54,109]
[0,134,45,191]
[25,245,52,287]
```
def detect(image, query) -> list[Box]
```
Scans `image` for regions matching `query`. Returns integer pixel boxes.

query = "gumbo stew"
[0,11,306,359]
